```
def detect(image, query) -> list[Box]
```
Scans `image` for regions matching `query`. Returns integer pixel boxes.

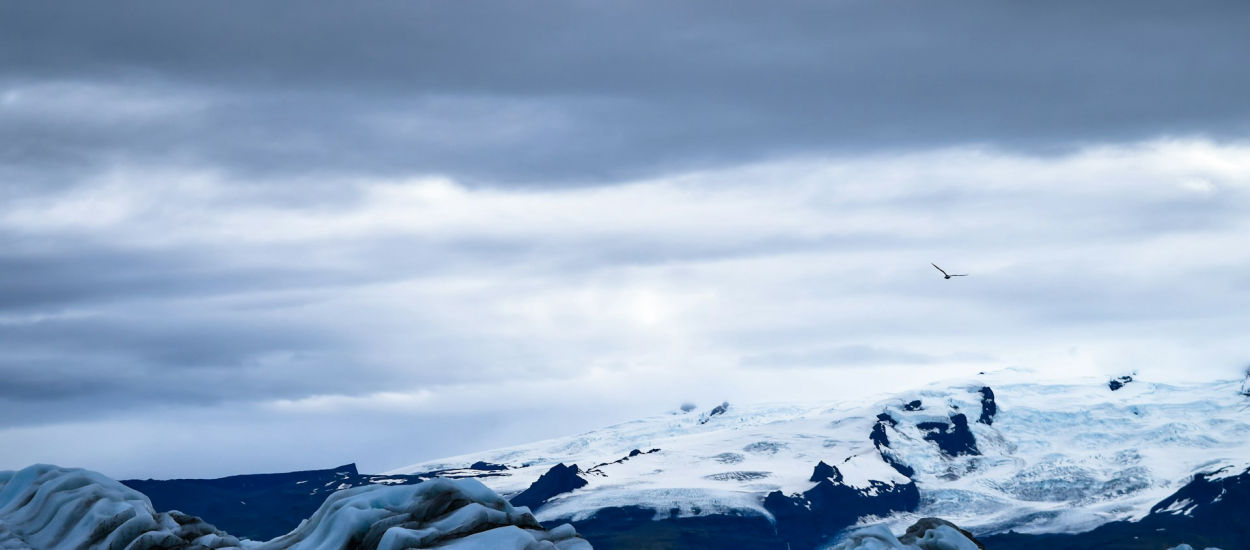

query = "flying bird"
[931,263,968,279]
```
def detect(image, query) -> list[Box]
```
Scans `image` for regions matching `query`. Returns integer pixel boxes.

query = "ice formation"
[262,477,591,550]
[0,464,242,550]
[829,521,982,550]
[0,464,592,550]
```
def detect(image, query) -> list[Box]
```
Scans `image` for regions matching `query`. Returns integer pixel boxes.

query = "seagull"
[931,263,968,279]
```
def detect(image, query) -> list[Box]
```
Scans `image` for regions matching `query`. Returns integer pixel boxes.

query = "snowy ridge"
[388,372,1250,535]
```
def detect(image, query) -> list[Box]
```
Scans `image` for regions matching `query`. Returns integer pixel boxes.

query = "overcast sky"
[3,1,1250,479]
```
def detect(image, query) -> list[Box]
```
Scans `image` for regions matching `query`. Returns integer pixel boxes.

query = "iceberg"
[0,464,592,550]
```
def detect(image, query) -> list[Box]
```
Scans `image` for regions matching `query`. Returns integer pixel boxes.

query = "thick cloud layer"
[3,141,1249,478]
[4,1,1250,186]
[2,2,1249,478]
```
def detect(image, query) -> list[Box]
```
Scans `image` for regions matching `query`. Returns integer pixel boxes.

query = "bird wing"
[950,274,969,277]
[931,263,948,276]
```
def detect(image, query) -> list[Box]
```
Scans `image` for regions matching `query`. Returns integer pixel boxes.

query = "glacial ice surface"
[389,373,1250,535]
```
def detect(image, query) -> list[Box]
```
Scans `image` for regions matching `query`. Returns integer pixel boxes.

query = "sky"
[2,1,1250,479]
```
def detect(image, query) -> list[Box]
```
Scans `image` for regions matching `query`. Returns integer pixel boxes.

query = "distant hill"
[121,461,506,540]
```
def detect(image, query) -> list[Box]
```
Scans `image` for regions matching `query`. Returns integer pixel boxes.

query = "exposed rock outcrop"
[916,413,979,457]
[764,475,920,550]
[509,463,588,511]
[976,386,996,425]
[870,412,916,478]
[809,461,843,483]
[699,401,731,424]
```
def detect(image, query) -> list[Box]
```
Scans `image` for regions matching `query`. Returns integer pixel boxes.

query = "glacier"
[386,372,1250,548]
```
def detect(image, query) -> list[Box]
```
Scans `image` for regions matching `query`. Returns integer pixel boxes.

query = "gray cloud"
[4,1,1250,187]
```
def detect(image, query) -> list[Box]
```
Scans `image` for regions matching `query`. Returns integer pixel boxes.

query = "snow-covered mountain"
[387,371,1250,549]
[4,371,1244,550]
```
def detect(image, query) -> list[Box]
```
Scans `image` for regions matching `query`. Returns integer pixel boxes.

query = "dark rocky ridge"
[809,461,843,483]
[699,401,731,424]
[569,506,783,550]
[509,462,589,510]
[916,413,980,457]
[869,412,916,478]
[568,468,920,550]
[977,386,997,425]
[587,448,661,474]
[870,413,896,449]
[763,475,921,550]
[880,451,916,478]
[122,462,502,541]
[123,464,426,541]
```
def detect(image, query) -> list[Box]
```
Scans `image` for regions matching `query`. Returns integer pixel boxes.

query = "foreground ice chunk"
[0,465,592,550]
[828,520,981,550]
[0,464,242,550]
[263,477,589,549]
